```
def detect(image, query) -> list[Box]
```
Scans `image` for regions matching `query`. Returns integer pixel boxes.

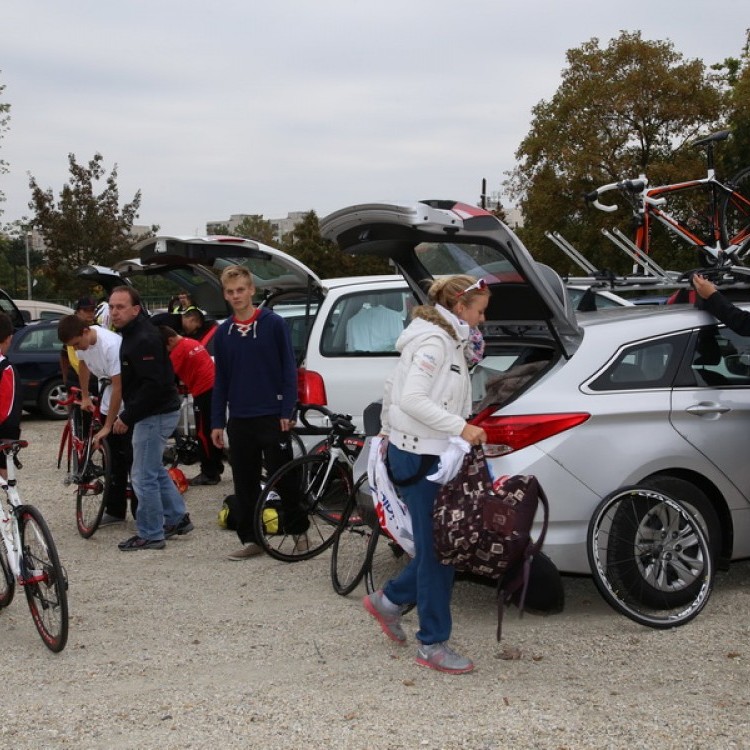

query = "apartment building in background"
[206,211,307,245]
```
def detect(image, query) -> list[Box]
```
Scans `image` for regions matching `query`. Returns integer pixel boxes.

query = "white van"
[14,300,74,323]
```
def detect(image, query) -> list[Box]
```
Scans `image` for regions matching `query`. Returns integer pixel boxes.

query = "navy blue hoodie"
[210,307,297,428]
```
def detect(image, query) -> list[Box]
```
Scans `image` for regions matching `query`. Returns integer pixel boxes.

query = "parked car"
[7,320,71,419]
[13,299,74,323]
[77,241,636,434]
[319,199,750,596]
[76,241,416,431]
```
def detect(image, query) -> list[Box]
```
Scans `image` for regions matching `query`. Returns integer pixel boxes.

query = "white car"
[14,299,75,323]
[76,241,414,431]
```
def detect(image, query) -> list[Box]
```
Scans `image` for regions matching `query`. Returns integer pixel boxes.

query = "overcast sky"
[1,1,747,236]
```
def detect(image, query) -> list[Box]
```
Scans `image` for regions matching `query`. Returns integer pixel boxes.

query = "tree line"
[1,29,749,298]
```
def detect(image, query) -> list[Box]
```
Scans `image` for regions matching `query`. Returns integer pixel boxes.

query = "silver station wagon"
[322,199,750,627]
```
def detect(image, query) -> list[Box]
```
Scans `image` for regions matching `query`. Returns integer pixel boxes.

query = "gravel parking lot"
[3,415,750,749]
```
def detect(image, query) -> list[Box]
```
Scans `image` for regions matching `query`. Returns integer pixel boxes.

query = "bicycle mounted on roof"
[584,130,750,270]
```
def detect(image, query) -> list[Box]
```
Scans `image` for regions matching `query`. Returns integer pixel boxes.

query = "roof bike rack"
[545,231,600,275]
[602,228,679,282]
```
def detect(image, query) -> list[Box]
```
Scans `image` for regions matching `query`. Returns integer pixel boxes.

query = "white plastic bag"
[366,436,415,558]
[426,435,471,484]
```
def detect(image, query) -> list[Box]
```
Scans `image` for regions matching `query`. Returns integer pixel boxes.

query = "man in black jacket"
[693,274,750,334]
[109,286,193,550]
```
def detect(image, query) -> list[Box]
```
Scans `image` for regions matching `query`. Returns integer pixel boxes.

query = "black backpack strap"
[384,452,436,487]
[496,479,551,641]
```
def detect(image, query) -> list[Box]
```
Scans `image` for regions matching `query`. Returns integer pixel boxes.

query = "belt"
[389,429,449,455]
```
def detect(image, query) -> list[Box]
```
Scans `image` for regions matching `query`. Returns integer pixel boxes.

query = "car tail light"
[297,368,327,406]
[471,409,590,456]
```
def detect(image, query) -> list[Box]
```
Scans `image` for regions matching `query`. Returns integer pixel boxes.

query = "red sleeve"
[0,362,16,423]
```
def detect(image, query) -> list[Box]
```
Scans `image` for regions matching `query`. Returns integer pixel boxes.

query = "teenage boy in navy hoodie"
[210,265,306,560]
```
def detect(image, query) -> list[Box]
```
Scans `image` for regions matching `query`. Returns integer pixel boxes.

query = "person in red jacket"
[0,313,22,479]
[159,326,224,485]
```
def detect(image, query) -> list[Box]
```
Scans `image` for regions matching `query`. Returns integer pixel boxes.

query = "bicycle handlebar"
[56,386,99,409]
[586,177,666,213]
[296,403,355,436]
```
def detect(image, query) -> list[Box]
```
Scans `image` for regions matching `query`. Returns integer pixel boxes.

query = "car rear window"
[320,289,412,356]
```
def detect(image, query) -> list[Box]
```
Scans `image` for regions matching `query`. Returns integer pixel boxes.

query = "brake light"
[471,410,590,455]
[297,368,327,406]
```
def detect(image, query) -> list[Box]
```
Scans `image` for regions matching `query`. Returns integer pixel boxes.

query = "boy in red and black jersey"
[159,326,224,485]
[0,313,22,476]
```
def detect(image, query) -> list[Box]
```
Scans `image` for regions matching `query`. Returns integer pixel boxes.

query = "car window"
[590,334,687,391]
[16,326,63,353]
[685,326,750,387]
[273,303,319,361]
[320,290,411,356]
[415,241,521,282]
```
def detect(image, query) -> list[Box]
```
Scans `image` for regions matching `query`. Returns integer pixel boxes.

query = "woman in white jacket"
[363,275,489,674]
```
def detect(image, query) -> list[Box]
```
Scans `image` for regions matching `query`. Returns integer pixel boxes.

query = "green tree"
[232,215,278,247]
[716,29,750,175]
[0,221,48,298]
[0,73,9,214]
[507,31,726,274]
[28,153,154,297]
[281,210,391,278]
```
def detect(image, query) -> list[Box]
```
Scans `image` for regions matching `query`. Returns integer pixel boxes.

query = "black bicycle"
[253,404,364,562]
[330,469,412,597]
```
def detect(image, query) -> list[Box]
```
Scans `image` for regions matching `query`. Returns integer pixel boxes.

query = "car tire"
[38,379,68,420]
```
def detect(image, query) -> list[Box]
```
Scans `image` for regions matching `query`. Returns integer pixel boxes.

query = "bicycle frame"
[0,445,44,585]
[640,174,738,262]
[588,130,750,267]
[61,394,102,487]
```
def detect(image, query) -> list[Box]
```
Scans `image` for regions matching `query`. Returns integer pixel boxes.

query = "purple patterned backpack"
[433,446,550,639]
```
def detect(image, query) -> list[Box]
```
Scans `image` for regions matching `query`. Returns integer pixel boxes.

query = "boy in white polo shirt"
[58,314,131,524]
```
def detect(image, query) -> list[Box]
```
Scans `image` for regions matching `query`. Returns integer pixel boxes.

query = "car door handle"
[685,402,731,416]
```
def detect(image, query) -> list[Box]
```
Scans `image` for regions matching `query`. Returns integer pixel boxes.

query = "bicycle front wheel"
[255,453,353,562]
[76,439,111,538]
[331,474,376,596]
[720,167,750,255]
[0,538,15,608]
[20,505,69,652]
[587,486,714,629]
[364,527,412,599]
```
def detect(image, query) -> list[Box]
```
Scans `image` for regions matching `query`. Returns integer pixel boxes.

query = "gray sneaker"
[363,590,406,644]
[415,642,474,674]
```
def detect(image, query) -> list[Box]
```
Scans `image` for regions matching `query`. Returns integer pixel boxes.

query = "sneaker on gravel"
[363,590,406,644]
[189,473,220,486]
[415,642,474,674]
[99,513,126,526]
[164,513,194,539]
[227,543,264,560]
[118,535,166,551]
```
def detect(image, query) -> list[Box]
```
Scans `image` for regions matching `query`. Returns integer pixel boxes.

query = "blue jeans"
[131,411,187,541]
[383,445,454,645]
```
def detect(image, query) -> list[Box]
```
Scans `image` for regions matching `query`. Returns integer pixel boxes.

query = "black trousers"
[105,425,134,518]
[193,389,223,479]
[226,416,306,544]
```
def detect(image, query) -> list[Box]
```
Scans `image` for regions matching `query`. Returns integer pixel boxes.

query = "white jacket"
[382,305,472,456]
